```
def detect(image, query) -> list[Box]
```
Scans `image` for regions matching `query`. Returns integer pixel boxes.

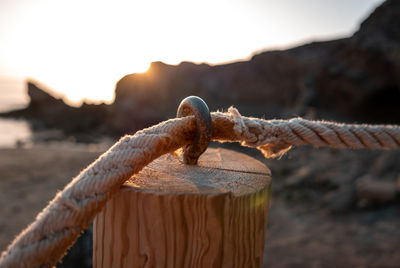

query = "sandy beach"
[0,144,105,253]
[0,143,399,267]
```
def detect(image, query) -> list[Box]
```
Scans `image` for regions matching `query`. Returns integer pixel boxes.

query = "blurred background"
[1,0,399,267]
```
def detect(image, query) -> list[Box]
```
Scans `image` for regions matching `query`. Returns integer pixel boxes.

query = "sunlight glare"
[0,0,386,104]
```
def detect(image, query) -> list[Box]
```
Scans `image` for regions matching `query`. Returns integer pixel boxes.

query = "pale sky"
[0,0,385,105]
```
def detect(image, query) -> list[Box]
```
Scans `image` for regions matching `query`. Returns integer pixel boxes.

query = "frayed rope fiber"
[1,107,399,267]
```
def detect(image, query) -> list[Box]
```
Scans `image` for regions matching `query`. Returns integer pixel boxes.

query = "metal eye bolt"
[176,96,212,165]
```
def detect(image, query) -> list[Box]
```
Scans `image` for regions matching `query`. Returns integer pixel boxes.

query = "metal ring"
[177,96,212,165]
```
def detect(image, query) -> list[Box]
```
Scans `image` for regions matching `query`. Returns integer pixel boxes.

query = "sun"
[0,0,257,105]
[0,0,156,105]
[2,0,383,106]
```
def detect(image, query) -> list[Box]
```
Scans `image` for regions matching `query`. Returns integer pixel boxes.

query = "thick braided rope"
[215,108,400,158]
[1,108,399,268]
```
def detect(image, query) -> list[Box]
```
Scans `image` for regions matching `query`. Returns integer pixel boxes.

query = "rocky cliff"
[110,0,400,135]
[2,0,399,137]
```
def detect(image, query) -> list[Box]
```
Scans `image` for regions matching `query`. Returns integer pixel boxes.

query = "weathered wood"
[93,148,271,268]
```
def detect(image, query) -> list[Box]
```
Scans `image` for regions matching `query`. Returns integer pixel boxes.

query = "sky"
[0,0,385,105]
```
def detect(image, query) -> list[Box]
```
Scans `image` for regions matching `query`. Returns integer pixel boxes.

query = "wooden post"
[93,148,271,267]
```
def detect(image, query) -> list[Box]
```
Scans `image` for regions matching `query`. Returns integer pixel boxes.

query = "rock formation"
[2,0,399,137]
[110,0,400,134]
[2,81,110,140]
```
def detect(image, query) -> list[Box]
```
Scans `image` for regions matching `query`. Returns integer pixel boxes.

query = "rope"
[0,107,399,268]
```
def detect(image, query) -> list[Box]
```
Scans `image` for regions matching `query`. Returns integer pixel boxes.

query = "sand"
[0,143,399,267]
[0,144,104,253]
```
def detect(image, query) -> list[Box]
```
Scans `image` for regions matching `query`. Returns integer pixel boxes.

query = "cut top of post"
[124,148,271,196]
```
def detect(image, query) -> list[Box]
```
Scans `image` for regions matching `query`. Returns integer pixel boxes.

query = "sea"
[0,77,31,148]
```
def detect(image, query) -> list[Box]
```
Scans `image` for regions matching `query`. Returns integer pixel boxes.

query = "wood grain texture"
[93,148,271,268]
